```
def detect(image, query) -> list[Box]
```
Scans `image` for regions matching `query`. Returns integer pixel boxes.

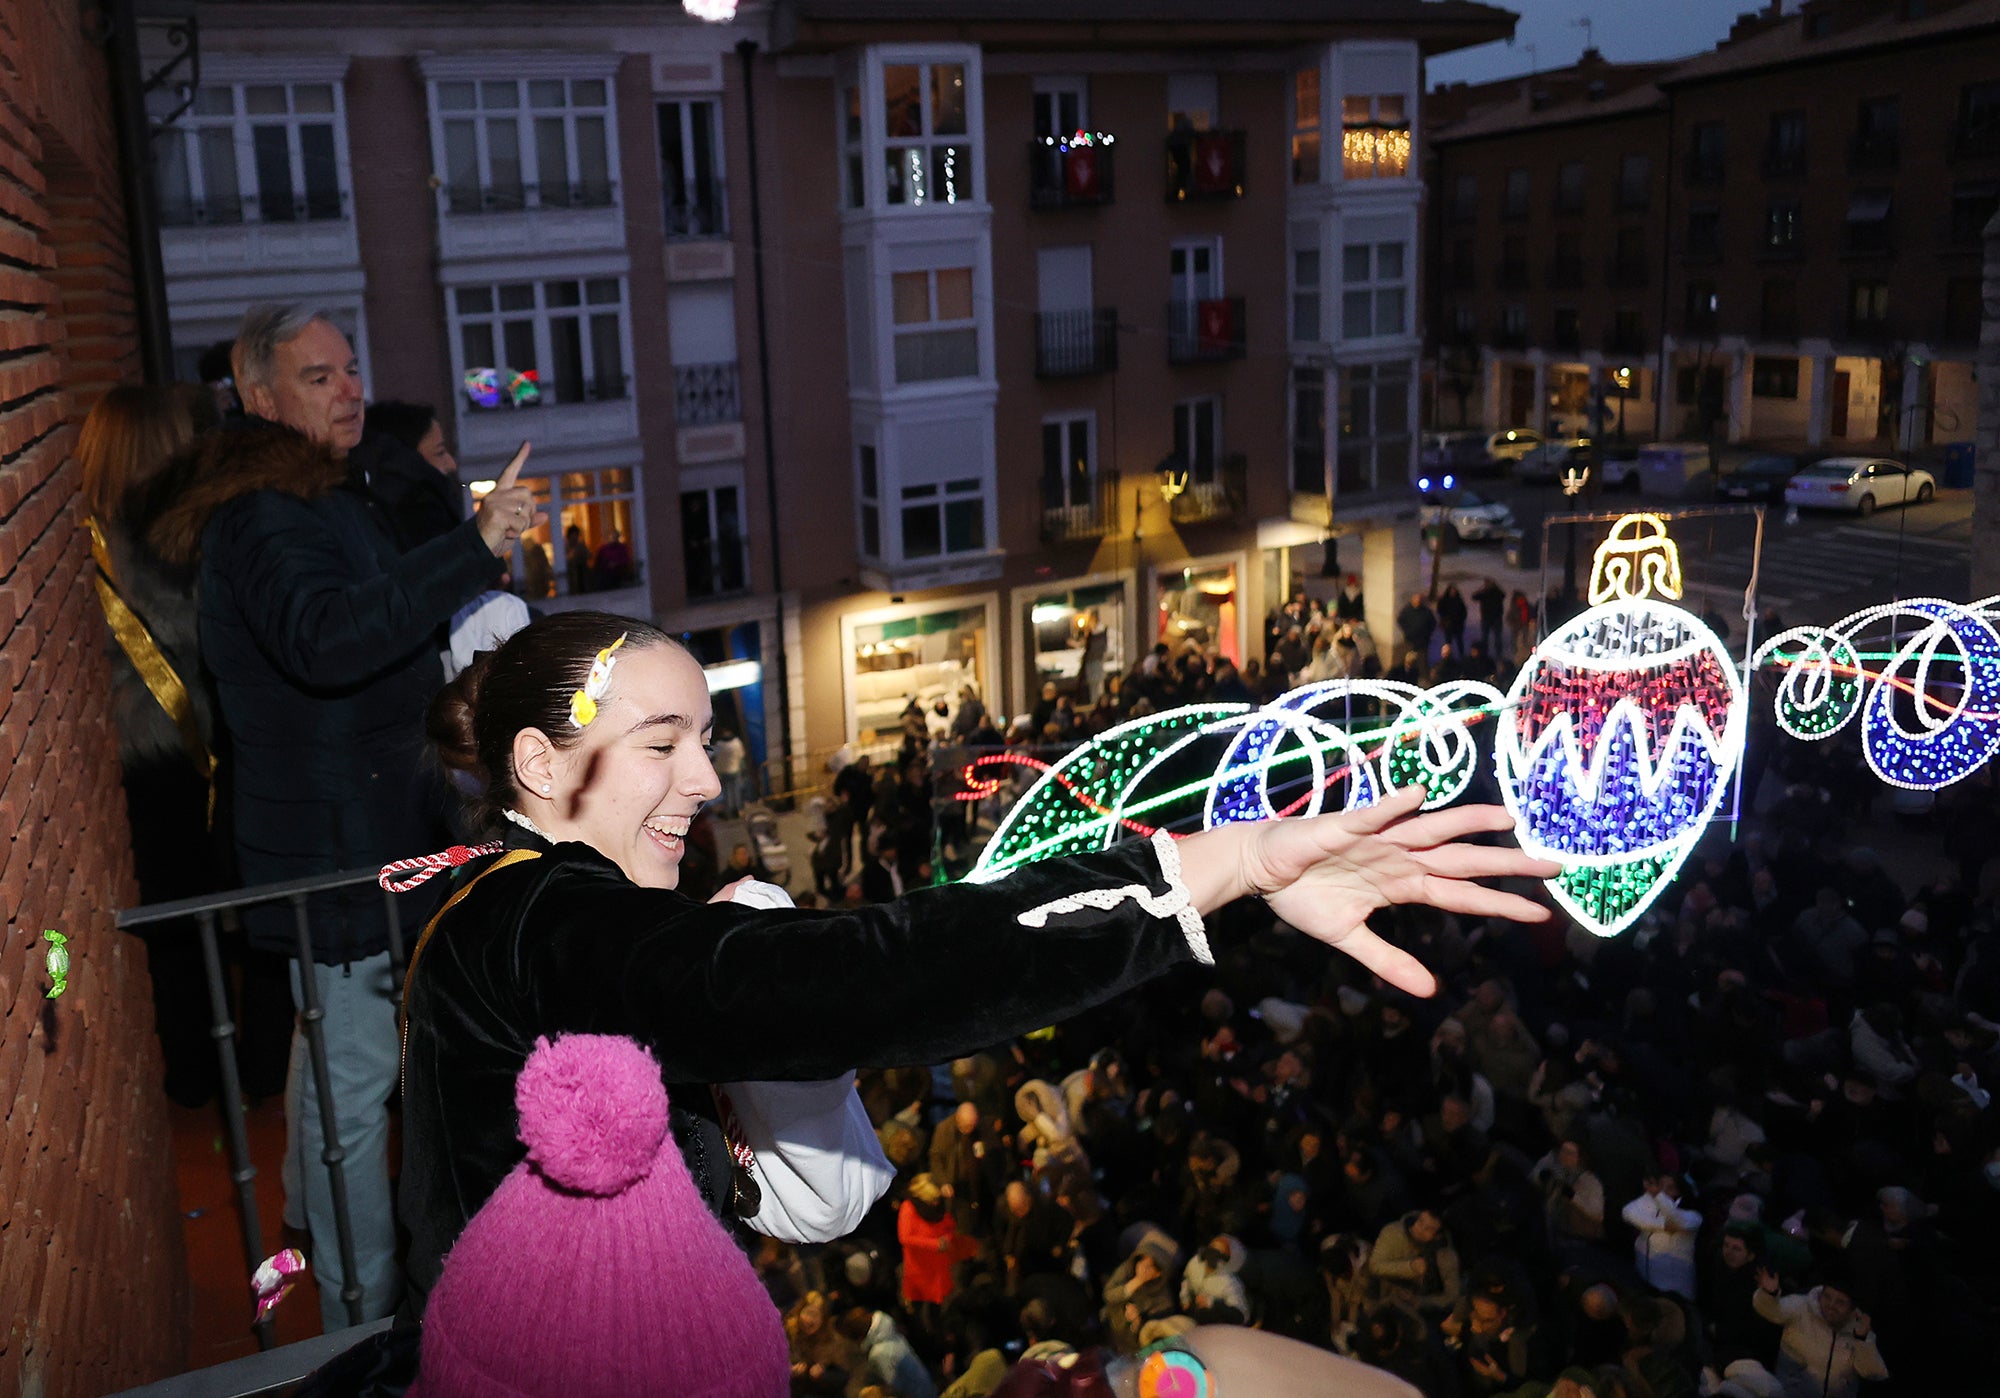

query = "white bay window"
[429,70,619,215]
[150,79,350,227]
[452,276,630,406]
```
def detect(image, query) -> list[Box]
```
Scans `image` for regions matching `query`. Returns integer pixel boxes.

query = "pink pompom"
[515,1034,670,1196]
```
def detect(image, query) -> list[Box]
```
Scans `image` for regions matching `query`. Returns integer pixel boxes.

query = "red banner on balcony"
[1063,147,1101,200]
[1192,133,1235,194]
[1197,298,1235,350]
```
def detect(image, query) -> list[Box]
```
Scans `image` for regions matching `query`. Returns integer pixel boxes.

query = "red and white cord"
[377,842,505,893]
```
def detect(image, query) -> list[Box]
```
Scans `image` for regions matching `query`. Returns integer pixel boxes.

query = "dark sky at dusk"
[1426,0,1786,85]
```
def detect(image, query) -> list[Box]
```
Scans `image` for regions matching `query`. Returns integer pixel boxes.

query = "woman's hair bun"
[428,650,494,778]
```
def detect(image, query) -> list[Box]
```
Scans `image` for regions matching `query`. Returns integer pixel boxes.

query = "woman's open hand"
[1182,786,1560,998]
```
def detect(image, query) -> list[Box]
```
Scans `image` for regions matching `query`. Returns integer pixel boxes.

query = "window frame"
[150,74,355,227]
[427,69,622,216]
[657,96,728,239]
[680,465,749,600]
[1340,239,1408,342]
[1040,411,1098,512]
[1173,395,1223,482]
[890,264,981,385]
[859,47,984,213]
[448,275,635,409]
[1339,93,1411,182]
[503,463,644,601]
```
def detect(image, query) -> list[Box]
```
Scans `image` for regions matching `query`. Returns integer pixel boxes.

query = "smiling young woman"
[398,610,1560,1317]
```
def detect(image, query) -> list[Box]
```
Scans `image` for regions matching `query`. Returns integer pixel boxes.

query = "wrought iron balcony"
[1164,129,1247,202]
[1165,298,1246,364]
[1168,453,1246,525]
[1035,308,1119,377]
[673,361,742,426]
[1029,138,1116,209]
[1041,470,1119,542]
[442,180,618,214]
[664,183,728,239]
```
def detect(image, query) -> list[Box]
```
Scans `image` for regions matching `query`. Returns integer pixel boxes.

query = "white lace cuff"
[1015,829,1212,965]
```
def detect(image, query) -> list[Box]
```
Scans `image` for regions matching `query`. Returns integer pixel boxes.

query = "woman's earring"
[541,782,552,795]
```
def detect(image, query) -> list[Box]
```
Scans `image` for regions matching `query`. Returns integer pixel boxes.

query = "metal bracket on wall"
[137,16,201,130]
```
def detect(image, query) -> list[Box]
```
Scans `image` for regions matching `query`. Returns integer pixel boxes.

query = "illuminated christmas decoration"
[1497,515,1745,937]
[962,514,2000,937]
[1754,595,2000,791]
[683,0,738,20]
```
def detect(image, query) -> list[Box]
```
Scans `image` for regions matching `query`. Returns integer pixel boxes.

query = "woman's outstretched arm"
[1170,785,1557,996]
[525,792,1559,1080]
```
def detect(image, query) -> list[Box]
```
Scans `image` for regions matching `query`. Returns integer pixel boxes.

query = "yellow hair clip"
[568,634,627,729]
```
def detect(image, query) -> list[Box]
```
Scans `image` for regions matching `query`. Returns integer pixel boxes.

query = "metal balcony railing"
[1165,298,1246,364]
[1168,453,1246,525]
[684,533,750,599]
[1035,308,1119,377]
[673,360,742,425]
[1028,140,1116,209]
[1041,469,1119,542]
[664,182,728,239]
[159,194,348,227]
[1164,129,1247,201]
[116,866,410,1347]
[442,180,618,214]
[157,198,247,228]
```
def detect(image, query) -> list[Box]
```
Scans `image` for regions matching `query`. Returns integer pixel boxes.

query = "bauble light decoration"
[960,514,2000,936]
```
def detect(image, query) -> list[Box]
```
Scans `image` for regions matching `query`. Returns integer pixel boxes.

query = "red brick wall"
[0,1,189,1392]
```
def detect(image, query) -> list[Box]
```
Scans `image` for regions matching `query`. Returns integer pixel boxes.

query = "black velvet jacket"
[398,826,1199,1312]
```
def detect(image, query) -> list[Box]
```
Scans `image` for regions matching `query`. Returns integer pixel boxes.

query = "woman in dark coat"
[396,612,1559,1319]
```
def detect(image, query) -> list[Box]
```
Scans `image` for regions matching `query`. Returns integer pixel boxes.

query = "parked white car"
[1783,456,1935,515]
[1419,485,1518,544]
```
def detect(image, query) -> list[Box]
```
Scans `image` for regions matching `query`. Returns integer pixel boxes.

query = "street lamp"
[1612,363,1633,442]
[1560,461,1589,597]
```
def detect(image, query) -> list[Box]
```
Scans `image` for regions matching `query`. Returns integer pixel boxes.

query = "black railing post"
[288,895,365,1329]
[198,909,276,1351]
[380,887,407,1018]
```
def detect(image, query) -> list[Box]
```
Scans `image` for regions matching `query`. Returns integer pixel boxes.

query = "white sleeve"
[720,879,895,1243]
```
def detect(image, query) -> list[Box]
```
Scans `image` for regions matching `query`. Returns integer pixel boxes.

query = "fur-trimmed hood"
[144,422,348,567]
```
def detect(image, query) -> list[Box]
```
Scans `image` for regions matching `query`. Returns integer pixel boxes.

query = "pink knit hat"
[411,1034,790,1398]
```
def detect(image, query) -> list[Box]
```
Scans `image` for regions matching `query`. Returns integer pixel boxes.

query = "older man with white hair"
[150,304,537,1328]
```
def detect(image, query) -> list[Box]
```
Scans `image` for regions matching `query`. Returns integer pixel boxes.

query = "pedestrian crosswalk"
[1682,524,1969,617]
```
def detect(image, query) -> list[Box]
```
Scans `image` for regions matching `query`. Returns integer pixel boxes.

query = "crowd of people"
[748,724,1999,1397]
[79,304,1998,1395]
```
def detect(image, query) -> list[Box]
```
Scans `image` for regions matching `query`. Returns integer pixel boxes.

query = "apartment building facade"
[1427,0,1998,455]
[139,0,1510,778]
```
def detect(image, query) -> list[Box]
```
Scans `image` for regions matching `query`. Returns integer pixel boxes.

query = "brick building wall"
[348,56,453,417]
[0,1,188,1393]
